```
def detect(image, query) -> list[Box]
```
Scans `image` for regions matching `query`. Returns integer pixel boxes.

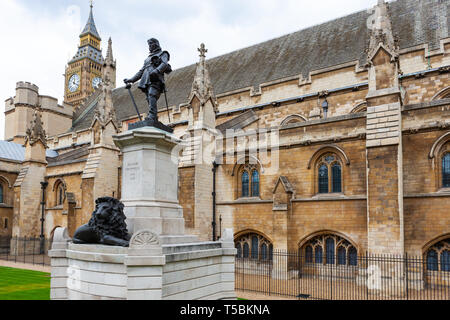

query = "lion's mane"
[87,197,129,240]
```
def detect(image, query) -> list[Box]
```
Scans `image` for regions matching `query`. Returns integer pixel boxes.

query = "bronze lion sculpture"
[73,197,131,247]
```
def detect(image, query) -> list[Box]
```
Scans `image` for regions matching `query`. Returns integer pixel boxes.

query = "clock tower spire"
[64,1,104,109]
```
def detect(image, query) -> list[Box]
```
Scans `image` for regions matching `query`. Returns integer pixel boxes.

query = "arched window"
[235,233,273,261]
[4,218,7,229]
[280,115,307,127]
[251,170,260,197]
[239,164,261,198]
[425,237,450,271]
[443,153,450,188]
[0,185,3,204]
[317,154,343,194]
[55,181,65,206]
[241,171,250,197]
[301,233,358,266]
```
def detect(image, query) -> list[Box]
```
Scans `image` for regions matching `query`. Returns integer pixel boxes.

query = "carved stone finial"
[198,43,208,58]
[92,71,118,129]
[129,230,160,248]
[188,43,217,111]
[25,108,47,148]
[105,37,115,66]
[366,0,399,62]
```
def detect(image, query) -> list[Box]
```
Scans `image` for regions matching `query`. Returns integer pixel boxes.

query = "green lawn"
[0,266,50,300]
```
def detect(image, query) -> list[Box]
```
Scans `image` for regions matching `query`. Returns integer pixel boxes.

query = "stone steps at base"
[159,235,199,245]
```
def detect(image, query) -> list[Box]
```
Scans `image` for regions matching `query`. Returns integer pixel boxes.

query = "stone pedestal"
[113,127,185,236]
[49,125,236,300]
[49,228,236,300]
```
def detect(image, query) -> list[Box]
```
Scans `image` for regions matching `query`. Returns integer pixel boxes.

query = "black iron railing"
[235,250,450,300]
[0,236,51,266]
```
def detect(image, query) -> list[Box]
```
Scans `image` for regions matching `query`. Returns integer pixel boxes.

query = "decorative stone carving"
[25,109,47,148]
[366,0,399,64]
[73,197,131,247]
[130,229,160,248]
[188,43,218,112]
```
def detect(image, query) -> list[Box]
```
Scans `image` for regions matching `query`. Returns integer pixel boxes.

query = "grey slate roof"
[0,141,58,162]
[69,45,103,65]
[71,0,449,132]
[80,5,101,40]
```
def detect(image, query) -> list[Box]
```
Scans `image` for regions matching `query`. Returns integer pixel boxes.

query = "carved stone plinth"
[113,126,183,236]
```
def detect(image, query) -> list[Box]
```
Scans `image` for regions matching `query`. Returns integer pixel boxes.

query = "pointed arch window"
[425,238,450,272]
[235,233,273,261]
[55,181,65,206]
[443,153,450,188]
[317,154,343,194]
[251,170,260,197]
[0,184,3,204]
[239,164,260,198]
[301,233,358,266]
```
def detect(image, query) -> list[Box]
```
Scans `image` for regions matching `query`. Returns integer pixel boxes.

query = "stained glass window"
[242,171,249,197]
[332,163,342,193]
[318,164,329,194]
[443,153,450,188]
[251,170,260,197]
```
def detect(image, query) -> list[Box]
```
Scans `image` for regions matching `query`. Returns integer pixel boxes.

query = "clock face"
[68,74,80,93]
[92,77,102,89]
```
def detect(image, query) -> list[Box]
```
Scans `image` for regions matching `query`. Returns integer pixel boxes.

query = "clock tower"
[64,2,104,109]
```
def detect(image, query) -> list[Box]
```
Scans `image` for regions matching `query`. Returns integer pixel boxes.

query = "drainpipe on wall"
[212,161,219,241]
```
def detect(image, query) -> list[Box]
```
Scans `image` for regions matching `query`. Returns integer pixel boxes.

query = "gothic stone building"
[1,0,450,270]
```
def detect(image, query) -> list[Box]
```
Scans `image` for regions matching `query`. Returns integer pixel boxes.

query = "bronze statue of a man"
[124,38,172,123]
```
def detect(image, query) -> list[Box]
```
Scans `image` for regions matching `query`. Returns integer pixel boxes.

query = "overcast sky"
[0,0,378,140]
